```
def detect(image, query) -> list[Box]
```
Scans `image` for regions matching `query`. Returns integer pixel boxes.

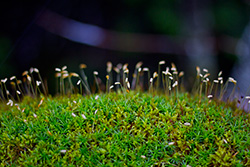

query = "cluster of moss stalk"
[0,61,249,166]
[0,61,241,102]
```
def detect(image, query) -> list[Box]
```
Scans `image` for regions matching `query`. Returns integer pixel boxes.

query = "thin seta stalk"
[76,76,91,95]
[202,70,210,97]
[11,76,24,96]
[0,78,8,101]
[35,81,43,96]
[178,71,184,92]
[106,62,113,92]
[106,75,109,93]
[114,82,126,97]
[113,65,121,91]
[79,64,91,95]
[55,66,67,95]
[76,79,82,95]
[142,67,150,90]
[164,67,172,96]
[22,71,32,96]
[149,78,153,94]
[93,71,100,93]
[132,61,143,90]
[9,80,21,102]
[136,67,142,90]
[55,68,63,95]
[69,72,80,94]
[228,77,237,102]
[150,72,158,94]
[33,68,48,96]
[157,60,165,90]
[122,63,128,86]
[171,63,179,98]
[192,66,201,95]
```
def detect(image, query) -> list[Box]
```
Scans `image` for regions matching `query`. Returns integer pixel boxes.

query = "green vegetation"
[0,62,250,166]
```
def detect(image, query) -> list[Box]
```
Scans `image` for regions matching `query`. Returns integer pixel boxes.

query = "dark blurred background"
[0,0,250,94]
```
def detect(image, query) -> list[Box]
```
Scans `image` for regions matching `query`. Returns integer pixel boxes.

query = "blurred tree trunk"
[232,20,250,96]
[182,0,217,77]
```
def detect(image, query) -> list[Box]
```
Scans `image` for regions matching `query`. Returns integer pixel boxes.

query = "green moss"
[0,91,249,166]
[0,62,249,166]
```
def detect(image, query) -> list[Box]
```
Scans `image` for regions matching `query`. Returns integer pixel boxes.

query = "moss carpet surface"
[0,92,250,166]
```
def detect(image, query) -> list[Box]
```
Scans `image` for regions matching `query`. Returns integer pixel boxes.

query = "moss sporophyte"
[0,61,250,166]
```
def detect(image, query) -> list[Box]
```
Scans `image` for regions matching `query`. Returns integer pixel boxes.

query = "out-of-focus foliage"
[0,37,14,77]
[0,0,250,80]
[214,0,250,37]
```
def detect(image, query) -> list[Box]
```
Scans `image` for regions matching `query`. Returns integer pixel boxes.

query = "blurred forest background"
[0,0,250,95]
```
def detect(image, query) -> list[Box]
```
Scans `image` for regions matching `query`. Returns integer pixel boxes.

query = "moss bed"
[0,91,250,166]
